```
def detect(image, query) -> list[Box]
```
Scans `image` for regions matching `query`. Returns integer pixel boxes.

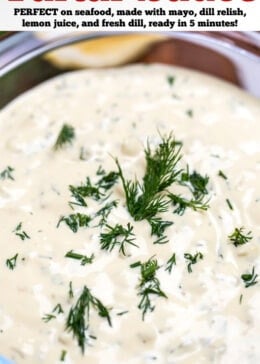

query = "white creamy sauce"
[0,64,259,364]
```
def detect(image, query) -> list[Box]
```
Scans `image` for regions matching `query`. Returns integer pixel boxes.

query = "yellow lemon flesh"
[41,33,165,68]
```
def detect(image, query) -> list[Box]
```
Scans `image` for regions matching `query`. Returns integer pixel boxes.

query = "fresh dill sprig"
[165,253,176,273]
[168,193,209,216]
[100,223,138,256]
[65,285,111,353]
[53,124,75,150]
[96,171,119,191]
[69,178,104,207]
[95,200,118,227]
[241,267,258,288]
[147,217,173,244]
[13,222,30,241]
[184,252,203,273]
[0,166,15,181]
[68,170,118,208]
[65,250,94,265]
[6,253,18,270]
[57,213,91,233]
[180,166,209,199]
[116,134,182,221]
[133,257,167,320]
[228,227,252,247]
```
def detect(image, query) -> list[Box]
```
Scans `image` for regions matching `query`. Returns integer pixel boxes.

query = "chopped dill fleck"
[186,109,193,118]
[239,294,243,304]
[60,350,67,362]
[53,124,75,150]
[167,75,175,86]
[117,310,128,316]
[6,253,18,270]
[0,166,15,181]
[65,251,94,265]
[184,252,203,273]
[218,170,228,180]
[13,222,30,241]
[95,200,118,227]
[42,314,56,323]
[42,303,64,323]
[96,165,106,176]
[53,303,64,314]
[148,217,173,244]
[228,227,252,247]
[57,213,91,233]
[68,281,74,299]
[165,253,176,273]
[241,267,258,288]
[226,198,233,210]
[130,261,141,269]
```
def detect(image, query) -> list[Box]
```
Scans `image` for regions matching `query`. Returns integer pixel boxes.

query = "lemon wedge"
[40,33,165,69]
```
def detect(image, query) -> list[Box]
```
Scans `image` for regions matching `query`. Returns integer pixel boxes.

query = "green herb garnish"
[100,223,138,256]
[239,294,243,304]
[95,200,118,227]
[54,124,75,150]
[53,303,64,314]
[65,251,94,265]
[42,313,56,323]
[65,286,111,353]
[180,166,209,199]
[69,178,103,207]
[226,198,233,210]
[68,281,74,299]
[218,170,227,180]
[134,257,167,320]
[241,267,258,288]
[116,134,182,221]
[184,252,203,273]
[148,217,173,244]
[167,75,175,86]
[13,222,30,241]
[168,193,209,216]
[186,109,193,118]
[60,350,67,362]
[165,253,176,273]
[228,227,252,247]
[0,166,14,180]
[57,213,91,233]
[6,253,18,270]
[96,171,119,191]
[42,303,64,323]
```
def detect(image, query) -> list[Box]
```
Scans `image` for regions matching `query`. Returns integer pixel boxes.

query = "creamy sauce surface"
[0,64,259,364]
